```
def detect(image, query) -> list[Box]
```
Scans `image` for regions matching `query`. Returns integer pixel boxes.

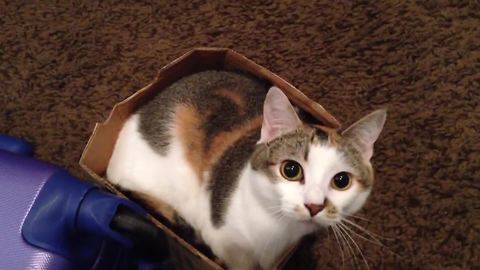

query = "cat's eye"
[280,160,303,181]
[331,172,352,190]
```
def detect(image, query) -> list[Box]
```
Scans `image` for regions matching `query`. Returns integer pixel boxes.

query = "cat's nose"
[304,203,324,217]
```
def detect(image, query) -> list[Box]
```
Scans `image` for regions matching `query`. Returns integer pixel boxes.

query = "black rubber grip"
[110,205,170,260]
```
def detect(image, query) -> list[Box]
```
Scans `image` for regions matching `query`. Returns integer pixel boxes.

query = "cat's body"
[107,70,386,269]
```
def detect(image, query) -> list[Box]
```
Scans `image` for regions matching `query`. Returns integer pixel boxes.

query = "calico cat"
[107,70,386,269]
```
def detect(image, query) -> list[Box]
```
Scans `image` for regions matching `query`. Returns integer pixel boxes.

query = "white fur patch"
[107,114,208,228]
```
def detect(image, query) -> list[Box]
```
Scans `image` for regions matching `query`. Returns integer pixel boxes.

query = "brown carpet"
[1,1,479,269]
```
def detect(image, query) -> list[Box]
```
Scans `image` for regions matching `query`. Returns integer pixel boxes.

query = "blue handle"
[77,188,147,249]
[22,169,147,266]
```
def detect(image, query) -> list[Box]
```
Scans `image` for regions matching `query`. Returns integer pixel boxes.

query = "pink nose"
[304,203,324,217]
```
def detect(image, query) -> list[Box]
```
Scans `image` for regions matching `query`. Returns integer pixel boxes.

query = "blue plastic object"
[0,134,169,269]
[0,134,34,156]
[22,169,147,267]
[22,170,100,264]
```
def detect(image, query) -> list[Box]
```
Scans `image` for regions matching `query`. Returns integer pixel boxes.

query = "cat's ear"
[259,86,302,143]
[342,109,387,161]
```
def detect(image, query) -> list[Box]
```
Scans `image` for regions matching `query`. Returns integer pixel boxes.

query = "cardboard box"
[80,48,340,269]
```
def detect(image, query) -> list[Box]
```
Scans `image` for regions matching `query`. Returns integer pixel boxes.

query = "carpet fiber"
[1,1,478,269]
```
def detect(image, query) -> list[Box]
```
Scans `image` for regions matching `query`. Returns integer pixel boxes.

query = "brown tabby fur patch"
[176,104,205,180]
[205,116,263,168]
[215,88,247,114]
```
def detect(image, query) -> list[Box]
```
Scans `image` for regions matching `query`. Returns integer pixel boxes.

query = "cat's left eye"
[280,160,304,182]
[331,172,352,190]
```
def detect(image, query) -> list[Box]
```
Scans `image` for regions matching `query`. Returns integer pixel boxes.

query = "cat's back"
[137,70,268,181]
[107,70,268,205]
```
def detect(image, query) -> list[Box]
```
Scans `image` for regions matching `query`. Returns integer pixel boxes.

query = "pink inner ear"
[259,87,301,143]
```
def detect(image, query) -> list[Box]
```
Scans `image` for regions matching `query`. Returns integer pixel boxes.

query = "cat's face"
[251,87,386,228]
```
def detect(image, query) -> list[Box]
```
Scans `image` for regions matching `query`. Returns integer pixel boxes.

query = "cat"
[107,70,386,269]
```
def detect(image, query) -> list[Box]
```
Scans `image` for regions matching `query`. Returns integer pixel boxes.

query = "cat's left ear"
[342,109,387,161]
[259,86,302,143]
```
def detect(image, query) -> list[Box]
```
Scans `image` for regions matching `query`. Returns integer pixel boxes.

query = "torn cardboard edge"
[80,47,340,270]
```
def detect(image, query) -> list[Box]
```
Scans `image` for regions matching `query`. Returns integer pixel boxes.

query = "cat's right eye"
[280,160,304,182]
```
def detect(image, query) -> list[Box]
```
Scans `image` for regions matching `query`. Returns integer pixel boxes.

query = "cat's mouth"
[301,214,339,228]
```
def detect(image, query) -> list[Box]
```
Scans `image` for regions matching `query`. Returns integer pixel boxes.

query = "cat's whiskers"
[266,207,282,216]
[333,224,357,269]
[342,218,393,241]
[265,205,281,211]
[268,210,283,224]
[269,203,302,222]
[330,225,345,268]
[339,220,385,247]
[341,219,404,260]
[265,205,285,220]
[345,213,373,223]
[272,211,286,222]
[334,225,355,269]
[338,223,370,270]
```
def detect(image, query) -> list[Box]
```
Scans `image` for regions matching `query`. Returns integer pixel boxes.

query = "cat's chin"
[297,218,330,230]
[289,214,336,228]
[312,218,338,228]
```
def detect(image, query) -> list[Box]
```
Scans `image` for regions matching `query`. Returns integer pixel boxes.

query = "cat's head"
[251,87,386,228]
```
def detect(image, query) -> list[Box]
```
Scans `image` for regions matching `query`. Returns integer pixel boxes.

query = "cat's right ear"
[259,87,302,143]
[342,109,387,161]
